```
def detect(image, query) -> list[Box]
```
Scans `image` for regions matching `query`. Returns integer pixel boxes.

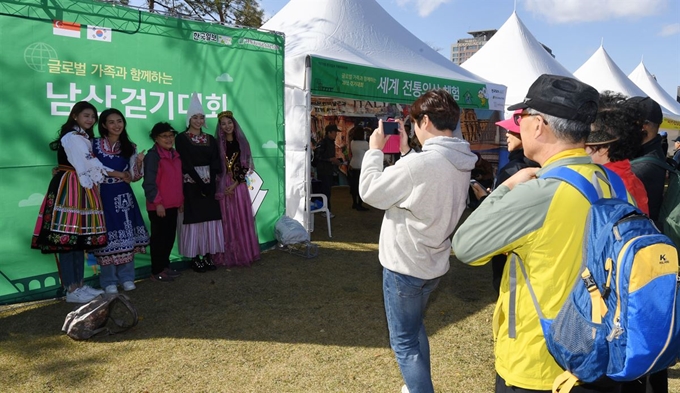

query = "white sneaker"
[105,285,118,294]
[122,281,136,291]
[401,385,409,393]
[81,285,104,296]
[65,287,96,304]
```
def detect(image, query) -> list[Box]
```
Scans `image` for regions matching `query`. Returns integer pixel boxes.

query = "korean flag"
[88,26,112,42]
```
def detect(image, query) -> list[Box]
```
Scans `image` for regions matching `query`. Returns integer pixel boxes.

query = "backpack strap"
[541,166,628,203]
[508,253,546,338]
[553,370,578,393]
[631,156,678,173]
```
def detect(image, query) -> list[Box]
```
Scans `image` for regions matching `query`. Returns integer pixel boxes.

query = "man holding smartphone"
[359,89,477,393]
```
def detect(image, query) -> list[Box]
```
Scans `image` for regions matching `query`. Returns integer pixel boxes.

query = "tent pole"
[304,56,313,231]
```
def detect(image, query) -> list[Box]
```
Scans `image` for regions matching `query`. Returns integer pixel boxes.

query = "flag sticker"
[87,26,112,42]
[53,20,81,38]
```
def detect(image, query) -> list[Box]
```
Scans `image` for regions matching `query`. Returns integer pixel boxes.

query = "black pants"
[148,207,178,275]
[621,369,668,393]
[495,374,621,393]
[317,173,333,212]
[348,168,363,206]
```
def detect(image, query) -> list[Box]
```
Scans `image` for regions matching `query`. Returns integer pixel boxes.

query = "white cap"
[186,92,205,128]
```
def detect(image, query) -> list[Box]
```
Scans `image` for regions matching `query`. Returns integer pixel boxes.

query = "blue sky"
[258,0,680,99]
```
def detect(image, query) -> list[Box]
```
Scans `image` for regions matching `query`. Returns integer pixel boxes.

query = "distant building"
[451,30,496,65]
[451,29,554,65]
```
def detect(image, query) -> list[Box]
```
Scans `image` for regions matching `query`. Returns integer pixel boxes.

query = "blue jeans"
[383,267,441,393]
[99,262,135,288]
[58,251,84,289]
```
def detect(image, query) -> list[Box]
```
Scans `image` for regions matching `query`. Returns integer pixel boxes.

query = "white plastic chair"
[309,193,332,238]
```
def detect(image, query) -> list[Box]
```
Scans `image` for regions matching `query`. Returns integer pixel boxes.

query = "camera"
[382,121,400,135]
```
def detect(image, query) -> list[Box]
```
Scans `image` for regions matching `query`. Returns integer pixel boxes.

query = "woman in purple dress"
[212,111,260,267]
[92,108,150,294]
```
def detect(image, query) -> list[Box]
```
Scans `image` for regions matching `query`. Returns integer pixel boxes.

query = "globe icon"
[24,42,58,73]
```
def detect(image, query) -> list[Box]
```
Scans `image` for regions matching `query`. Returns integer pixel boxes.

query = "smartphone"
[383,121,400,135]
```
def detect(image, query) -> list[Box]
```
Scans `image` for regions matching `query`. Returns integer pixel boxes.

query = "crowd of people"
[359,77,676,393]
[31,93,260,303]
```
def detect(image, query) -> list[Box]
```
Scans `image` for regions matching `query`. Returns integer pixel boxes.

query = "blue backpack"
[513,166,680,392]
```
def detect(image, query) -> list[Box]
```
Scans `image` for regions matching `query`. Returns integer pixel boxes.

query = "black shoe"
[356,205,369,211]
[190,257,207,273]
[202,255,217,271]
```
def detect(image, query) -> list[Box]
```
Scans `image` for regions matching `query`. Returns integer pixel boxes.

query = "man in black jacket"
[316,124,342,216]
[628,96,666,223]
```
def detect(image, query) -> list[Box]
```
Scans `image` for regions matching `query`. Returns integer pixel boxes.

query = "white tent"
[262,0,506,225]
[573,45,647,97]
[462,12,574,114]
[574,46,680,131]
[628,61,680,116]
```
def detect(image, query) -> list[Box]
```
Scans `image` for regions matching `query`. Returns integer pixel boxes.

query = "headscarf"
[215,110,254,198]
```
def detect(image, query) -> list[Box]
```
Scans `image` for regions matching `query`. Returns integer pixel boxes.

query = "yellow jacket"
[452,149,633,390]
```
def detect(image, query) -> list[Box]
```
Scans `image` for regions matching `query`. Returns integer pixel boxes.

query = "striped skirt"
[176,212,224,258]
[31,167,108,253]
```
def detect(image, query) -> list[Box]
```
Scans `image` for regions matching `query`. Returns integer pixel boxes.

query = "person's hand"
[179,204,184,213]
[501,167,540,190]
[396,119,410,154]
[156,204,166,217]
[122,171,132,183]
[369,119,390,150]
[136,150,146,165]
[225,182,238,195]
[329,157,342,166]
[471,182,489,199]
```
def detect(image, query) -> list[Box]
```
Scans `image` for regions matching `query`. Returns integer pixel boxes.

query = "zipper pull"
[607,322,624,342]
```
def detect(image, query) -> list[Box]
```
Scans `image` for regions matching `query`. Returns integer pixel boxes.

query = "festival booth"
[574,45,680,142]
[461,11,575,168]
[0,0,285,304]
[262,0,506,226]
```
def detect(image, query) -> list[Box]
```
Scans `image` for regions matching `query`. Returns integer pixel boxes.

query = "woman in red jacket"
[142,122,184,282]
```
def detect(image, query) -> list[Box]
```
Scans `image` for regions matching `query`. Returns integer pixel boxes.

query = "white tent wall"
[462,12,574,116]
[263,0,505,225]
[629,61,680,116]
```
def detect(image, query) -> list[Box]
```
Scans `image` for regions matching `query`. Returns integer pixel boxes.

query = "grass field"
[1,188,678,392]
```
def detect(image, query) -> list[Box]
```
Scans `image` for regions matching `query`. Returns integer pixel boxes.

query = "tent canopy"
[262,0,505,222]
[462,12,574,113]
[574,45,646,98]
[263,0,494,91]
[628,61,680,116]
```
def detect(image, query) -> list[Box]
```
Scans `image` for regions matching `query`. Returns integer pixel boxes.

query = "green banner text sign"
[0,0,285,304]
[310,56,491,109]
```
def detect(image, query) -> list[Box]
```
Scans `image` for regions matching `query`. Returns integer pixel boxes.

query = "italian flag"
[53,20,81,38]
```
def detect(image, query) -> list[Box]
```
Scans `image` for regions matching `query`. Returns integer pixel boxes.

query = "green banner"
[310,56,491,109]
[0,0,285,304]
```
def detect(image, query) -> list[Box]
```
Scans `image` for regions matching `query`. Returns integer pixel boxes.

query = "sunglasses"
[513,111,549,127]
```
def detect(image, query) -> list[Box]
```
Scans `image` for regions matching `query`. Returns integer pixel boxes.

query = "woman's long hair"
[98,108,135,158]
[50,101,98,151]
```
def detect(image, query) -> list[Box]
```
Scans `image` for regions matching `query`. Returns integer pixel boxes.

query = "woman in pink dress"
[212,111,260,267]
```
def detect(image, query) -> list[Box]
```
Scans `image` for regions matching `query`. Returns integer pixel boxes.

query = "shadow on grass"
[0,187,497,359]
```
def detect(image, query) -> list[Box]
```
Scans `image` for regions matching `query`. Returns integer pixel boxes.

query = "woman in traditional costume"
[32,101,129,303]
[174,93,224,272]
[212,111,260,267]
[92,108,150,293]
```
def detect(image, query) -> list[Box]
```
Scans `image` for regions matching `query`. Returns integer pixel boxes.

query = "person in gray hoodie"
[359,89,477,393]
